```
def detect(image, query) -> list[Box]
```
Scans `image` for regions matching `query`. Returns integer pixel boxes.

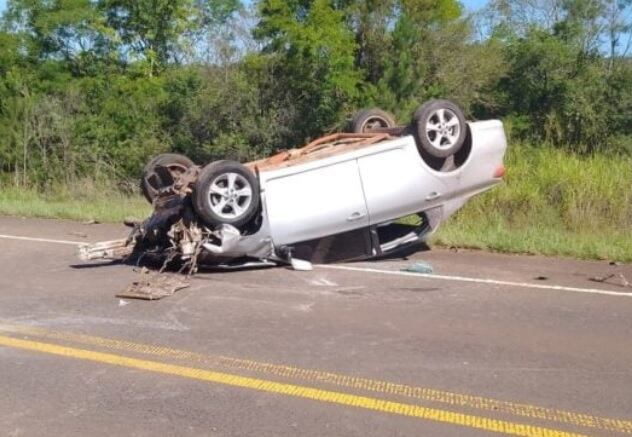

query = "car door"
[357,140,448,225]
[263,159,369,246]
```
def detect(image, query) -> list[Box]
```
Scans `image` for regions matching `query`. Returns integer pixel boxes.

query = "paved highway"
[1,216,631,436]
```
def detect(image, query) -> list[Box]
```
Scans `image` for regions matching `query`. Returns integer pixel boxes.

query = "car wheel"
[350,108,397,133]
[141,153,195,203]
[412,100,466,159]
[193,160,260,229]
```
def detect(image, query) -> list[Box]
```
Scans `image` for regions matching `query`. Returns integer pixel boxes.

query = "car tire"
[141,153,195,203]
[192,160,260,229]
[412,100,466,159]
[350,108,397,133]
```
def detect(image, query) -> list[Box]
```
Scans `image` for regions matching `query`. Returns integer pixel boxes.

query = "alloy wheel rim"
[425,108,460,150]
[207,172,253,219]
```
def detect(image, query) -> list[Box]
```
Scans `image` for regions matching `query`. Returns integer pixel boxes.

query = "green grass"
[432,143,632,262]
[1,143,630,261]
[434,217,632,261]
[0,184,150,223]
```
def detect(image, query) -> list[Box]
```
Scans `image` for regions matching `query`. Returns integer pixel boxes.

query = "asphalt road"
[1,216,631,437]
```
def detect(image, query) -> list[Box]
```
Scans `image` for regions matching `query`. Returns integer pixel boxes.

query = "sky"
[0,0,489,16]
[462,0,488,11]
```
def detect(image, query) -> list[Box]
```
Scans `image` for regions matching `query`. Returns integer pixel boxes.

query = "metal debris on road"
[116,268,190,300]
[79,239,132,261]
[401,261,434,274]
[589,273,631,289]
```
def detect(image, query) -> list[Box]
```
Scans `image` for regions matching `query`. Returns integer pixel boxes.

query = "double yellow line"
[1,325,629,436]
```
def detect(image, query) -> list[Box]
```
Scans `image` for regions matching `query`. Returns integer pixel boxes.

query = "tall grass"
[434,143,632,261]
[0,181,150,223]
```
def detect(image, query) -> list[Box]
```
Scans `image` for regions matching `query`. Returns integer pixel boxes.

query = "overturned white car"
[80,100,507,271]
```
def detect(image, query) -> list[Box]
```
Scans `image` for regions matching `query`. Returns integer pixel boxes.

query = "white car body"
[202,119,507,264]
[79,119,507,267]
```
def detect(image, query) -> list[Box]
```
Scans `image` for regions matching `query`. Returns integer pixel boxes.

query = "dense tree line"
[0,0,630,189]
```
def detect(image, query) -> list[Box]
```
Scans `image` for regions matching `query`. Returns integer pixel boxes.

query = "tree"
[102,0,197,73]
[0,31,20,75]
[369,0,506,117]
[3,0,110,68]
[603,0,632,72]
[337,0,398,85]
[487,0,632,150]
[254,0,362,144]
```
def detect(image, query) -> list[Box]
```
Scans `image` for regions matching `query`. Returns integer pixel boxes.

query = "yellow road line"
[6,324,631,435]
[0,334,583,437]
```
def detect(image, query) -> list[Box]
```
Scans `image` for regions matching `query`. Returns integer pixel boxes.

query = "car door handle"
[426,192,442,201]
[347,212,366,222]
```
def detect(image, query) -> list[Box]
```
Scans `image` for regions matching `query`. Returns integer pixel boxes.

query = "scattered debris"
[82,219,100,225]
[335,286,365,292]
[79,239,132,261]
[118,299,129,307]
[116,268,190,300]
[534,276,548,281]
[290,258,313,271]
[401,261,434,274]
[295,303,314,312]
[309,278,338,287]
[609,261,623,266]
[589,273,631,288]
[123,217,142,227]
[69,231,88,238]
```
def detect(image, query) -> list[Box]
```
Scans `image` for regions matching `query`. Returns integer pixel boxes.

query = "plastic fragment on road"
[290,258,313,271]
[116,268,190,300]
[401,261,434,274]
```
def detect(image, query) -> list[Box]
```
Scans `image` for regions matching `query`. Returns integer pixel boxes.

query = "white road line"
[0,234,84,246]
[319,264,632,298]
[1,232,628,298]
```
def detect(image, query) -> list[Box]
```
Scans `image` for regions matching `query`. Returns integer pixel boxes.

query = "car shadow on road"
[69,260,123,269]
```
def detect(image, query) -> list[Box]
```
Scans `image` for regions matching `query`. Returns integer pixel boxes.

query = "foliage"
[0,0,630,190]
[254,0,362,144]
[486,0,632,151]
[434,143,632,261]
[0,182,150,222]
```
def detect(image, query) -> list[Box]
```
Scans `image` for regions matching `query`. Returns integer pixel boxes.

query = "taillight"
[493,165,506,179]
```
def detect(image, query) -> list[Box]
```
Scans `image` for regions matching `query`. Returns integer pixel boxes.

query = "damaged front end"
[79,164,278,273]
